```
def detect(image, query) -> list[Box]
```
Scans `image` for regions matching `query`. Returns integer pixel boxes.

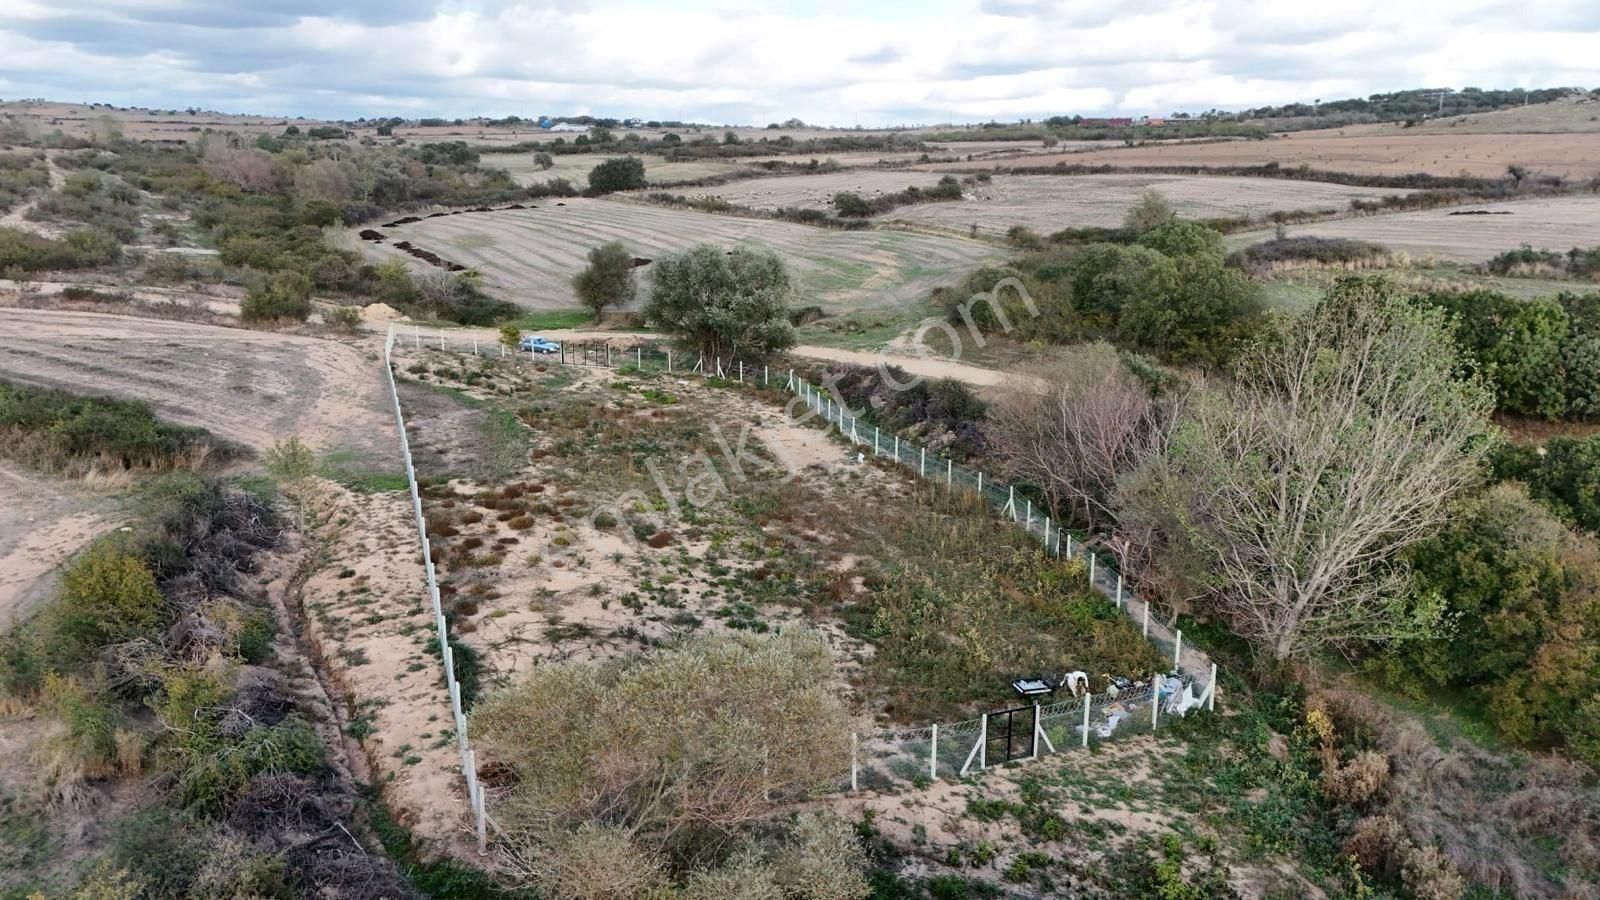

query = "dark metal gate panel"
[987,704,1036,764]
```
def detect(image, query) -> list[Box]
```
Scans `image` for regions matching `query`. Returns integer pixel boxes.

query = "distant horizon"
[5,85,1591,133]
[2,1,1597,128]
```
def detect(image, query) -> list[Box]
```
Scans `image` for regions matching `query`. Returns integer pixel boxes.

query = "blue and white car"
[519,336,561,354]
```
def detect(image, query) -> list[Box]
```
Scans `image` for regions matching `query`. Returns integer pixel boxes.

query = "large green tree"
[1140,276,1497,660]
[572,241,637,321]
[643,244,796,363]
[587,156,646,194]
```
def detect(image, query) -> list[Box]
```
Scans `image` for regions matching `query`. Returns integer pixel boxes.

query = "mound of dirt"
[360,302,406,323]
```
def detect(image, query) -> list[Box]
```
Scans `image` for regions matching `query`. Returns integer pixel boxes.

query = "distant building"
[1080,117,1134,128]
[1142,117,1166,126]
[548,123,587,133]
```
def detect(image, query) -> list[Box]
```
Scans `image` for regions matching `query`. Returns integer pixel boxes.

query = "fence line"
[383,325,488,852]
[394,330,1220,795]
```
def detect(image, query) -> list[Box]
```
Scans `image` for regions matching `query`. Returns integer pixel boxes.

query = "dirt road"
[0,464,114,627]
[381,323,1010,390]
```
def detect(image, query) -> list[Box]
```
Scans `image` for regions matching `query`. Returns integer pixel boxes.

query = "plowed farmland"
[360,198,1002,313]
[0,308,397,459]
[1230,196,1600,263]
[491,152,749,187]
[885,173,1416,236]
[953,130,1600,178]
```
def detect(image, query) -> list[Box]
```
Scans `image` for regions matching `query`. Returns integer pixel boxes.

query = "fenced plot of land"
[488,152,750,187]
[0,307,397,459]
[1231,196,1600,263]
[880,173,1417,236]
[360,199,1002,314]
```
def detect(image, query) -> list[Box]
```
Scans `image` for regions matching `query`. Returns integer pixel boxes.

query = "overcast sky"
[0,1,1596,126]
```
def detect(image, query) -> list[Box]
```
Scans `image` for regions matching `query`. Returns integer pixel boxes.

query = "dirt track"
[0,464,113,627]
[385,323,1010,390]
[0,308,398,460]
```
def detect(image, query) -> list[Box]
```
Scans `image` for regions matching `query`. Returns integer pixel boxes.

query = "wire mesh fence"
[383,326,489,850]
[396,330,1222,794]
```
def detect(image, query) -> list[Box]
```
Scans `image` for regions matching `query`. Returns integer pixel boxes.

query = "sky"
[0,0,1596,127]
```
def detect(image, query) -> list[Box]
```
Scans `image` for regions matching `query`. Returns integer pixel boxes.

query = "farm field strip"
[0,308,397,458]
[488,152,750,187]
[883,173,1418,235]
[684,170,1419,236]
[361,198,1002,314]
[1230,195,1600,263]
[956,130,1600,178]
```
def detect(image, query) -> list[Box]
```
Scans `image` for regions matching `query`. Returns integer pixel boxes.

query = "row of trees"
[950,217,1265,368]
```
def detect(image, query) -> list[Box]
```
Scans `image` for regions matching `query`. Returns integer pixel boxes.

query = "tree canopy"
[643,244,797,362]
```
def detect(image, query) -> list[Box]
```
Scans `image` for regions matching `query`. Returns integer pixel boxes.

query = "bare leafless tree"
[1163,278,1496,660]
[986,342,1173,529]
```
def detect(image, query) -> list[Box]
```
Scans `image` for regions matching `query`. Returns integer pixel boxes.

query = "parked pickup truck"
[519,336,561,354]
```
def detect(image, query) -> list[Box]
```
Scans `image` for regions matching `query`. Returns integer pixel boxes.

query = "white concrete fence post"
[1081,695,1091,748]
[1173,630,1183,671]
[930,723,939,781]
[850,732,859,792]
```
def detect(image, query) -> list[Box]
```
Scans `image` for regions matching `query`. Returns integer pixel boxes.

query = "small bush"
[1321,751,1389,807]
[56,546,167,655]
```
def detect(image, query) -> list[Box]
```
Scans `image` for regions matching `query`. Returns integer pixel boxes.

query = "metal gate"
[986,704,1037,764]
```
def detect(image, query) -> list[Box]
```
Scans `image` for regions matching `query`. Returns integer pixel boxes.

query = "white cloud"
[0,0,1593,124]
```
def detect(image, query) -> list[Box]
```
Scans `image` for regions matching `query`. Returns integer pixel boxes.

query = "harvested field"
[0,308,396,459]
[489,152,749,187]
[1231,196,1600,263]
[690,169,960,210]
[959,130,1600,179]
[358,198,1001,315]
[884,173,1416,236]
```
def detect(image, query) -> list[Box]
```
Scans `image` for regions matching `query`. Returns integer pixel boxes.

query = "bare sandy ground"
[0,464,114,628]
[0,307,397,459]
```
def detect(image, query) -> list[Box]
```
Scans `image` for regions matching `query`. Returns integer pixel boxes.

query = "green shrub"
[56,546,167,654]
[0,226,121,272]
[587,156,646,194]
[1493,436,1600,534]
[241,271,314,322]
[1377,483,1600,759]
[0,380,228,472]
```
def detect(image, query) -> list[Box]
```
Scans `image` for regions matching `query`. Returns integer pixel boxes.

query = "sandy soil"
[1232,195,1600,263]
[0,464,114,628]
[0,307,397,459]
[294,481,471,852]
